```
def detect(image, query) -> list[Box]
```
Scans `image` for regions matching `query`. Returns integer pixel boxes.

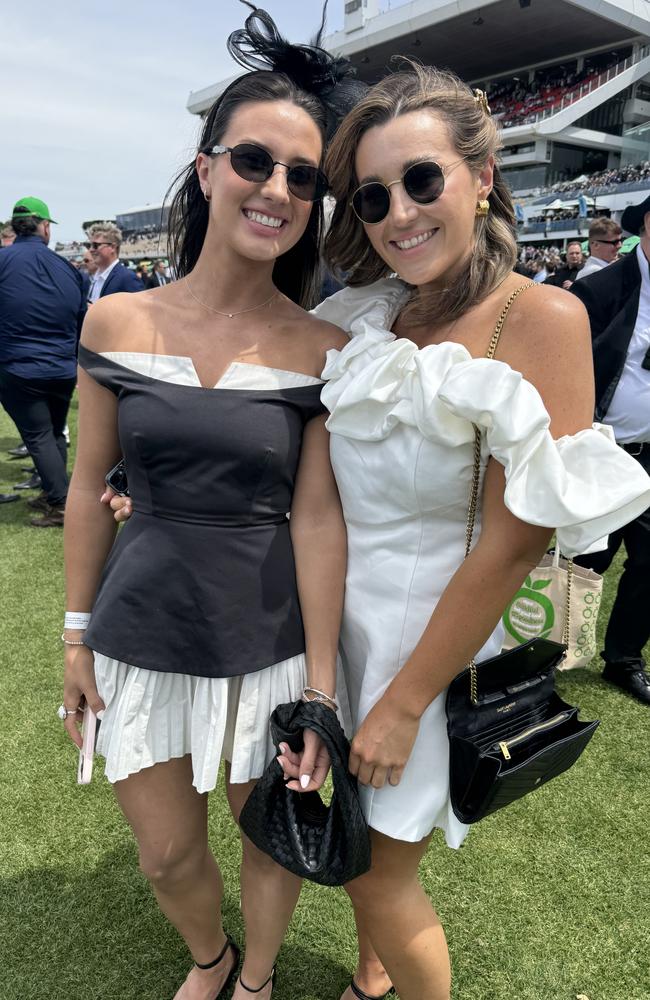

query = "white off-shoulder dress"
[313,279,650,847]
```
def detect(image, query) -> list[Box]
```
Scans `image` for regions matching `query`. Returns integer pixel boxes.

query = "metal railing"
[504,45,650,129]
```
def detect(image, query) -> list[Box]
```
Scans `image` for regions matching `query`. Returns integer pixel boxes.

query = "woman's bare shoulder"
[495,280,594,434]
[80,293,152,353]
[498,280,591,371]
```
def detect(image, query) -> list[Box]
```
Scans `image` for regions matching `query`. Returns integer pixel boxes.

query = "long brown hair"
[324,62,517,326]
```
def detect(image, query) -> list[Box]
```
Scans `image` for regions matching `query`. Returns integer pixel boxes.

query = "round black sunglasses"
[203,142,329,203]
[351,159,465,225]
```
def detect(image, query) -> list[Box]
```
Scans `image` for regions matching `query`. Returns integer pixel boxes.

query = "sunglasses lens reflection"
[229,144,327,202]
[404,162,445,203]
[231,144,274,183]
[353,185,391,225]
[287,163,326,202]
[352,161,447,224]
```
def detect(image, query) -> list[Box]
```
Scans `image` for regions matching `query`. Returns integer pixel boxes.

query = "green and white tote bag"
[502,549,603,670]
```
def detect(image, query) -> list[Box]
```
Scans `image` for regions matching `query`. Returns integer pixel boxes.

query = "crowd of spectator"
[120,225,167,257]
[525,208,586,225]
[488,51,626,127]
[54,228,167,264]
[516,217,629,286]
[539,161,650,196]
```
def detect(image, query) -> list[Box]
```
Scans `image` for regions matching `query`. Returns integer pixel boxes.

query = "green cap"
[12,197,57,224]
[620,235,640,255]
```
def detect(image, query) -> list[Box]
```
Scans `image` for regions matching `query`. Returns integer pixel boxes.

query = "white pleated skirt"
[94,651,308,790]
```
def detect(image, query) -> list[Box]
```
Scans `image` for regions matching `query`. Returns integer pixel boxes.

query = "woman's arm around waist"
[284,412,347,791]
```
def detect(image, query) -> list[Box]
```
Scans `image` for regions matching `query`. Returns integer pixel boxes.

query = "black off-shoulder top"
[78,345,326,678]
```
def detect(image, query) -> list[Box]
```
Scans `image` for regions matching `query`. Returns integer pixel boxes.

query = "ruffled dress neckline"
[318,277,650,557]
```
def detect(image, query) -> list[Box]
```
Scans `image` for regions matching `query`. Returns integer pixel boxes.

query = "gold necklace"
[185,277,277,318]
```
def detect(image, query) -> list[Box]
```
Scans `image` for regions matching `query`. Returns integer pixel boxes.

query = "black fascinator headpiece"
[228,1,368,139]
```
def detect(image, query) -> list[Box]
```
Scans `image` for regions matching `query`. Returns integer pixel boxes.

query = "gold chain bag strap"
[464,284,574,702]
[445,283,598,824]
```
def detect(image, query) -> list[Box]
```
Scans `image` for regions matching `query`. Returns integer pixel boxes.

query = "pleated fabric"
[94,652,307,790]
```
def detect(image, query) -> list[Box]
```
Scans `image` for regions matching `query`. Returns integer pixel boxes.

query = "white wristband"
[64,612,91,630]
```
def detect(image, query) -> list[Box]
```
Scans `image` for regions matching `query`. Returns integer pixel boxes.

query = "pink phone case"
[77,705,98,785]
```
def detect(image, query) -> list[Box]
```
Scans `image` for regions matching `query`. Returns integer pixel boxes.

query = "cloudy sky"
[1,0,351,242]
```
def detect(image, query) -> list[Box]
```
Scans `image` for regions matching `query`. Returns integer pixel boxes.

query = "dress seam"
[396,437,427,669]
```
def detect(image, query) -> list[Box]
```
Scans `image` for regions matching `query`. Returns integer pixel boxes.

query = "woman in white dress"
[285,65,648,1000]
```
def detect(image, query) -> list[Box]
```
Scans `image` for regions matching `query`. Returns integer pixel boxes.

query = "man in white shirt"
[530,258,548,283]
[575,217,622,281]
[571,195,650,704]
[85,222,144,302]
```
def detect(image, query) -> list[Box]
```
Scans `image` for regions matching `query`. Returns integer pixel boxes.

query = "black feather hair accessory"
[228,1,368,138]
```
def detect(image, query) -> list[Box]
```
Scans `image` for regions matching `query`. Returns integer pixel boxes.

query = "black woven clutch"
[446,638,599,823]
[239,700,371,886]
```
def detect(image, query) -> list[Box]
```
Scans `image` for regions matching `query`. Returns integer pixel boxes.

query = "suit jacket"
[146,272,167,289]
[80,270,91,302]
[99,262,145,297]
[544,265,581,287]
[570,252,641,421]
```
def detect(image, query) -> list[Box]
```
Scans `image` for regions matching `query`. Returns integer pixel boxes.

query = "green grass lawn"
[1,398,648,1000]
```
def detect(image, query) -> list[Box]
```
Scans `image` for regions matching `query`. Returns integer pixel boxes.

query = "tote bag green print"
[502,549,603,670]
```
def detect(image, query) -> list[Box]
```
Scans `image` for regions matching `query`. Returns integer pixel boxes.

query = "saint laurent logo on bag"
[496,701,517,714]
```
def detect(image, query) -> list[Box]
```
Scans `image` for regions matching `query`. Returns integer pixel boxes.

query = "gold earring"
[476,199,490,217]
[203,188,211,203]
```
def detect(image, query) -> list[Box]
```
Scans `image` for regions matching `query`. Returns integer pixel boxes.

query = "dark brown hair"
[324,62,518,327]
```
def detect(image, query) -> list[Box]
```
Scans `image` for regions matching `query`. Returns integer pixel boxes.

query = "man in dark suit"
[544,240,584,289]
[146,260,169,288]
[0,197,85,525]
[571,194,650,704]
[85,222,144,302]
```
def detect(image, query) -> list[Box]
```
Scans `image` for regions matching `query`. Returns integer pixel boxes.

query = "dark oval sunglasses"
[351,159,464,225]
[203,142,329,203]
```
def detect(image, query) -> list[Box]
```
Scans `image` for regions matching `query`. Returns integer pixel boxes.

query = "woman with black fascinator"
[60,5,363,998]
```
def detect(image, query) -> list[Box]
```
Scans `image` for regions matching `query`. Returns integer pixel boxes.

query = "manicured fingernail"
[100,492,108,502]
[300,774,310,789]
[96,710,105,721]
[279,743,288,754]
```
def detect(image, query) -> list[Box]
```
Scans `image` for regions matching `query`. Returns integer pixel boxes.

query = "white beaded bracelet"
[64,612,91,630]
[61,633,86,646]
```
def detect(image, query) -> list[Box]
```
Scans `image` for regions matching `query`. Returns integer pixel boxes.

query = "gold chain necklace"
[185,277,277,319]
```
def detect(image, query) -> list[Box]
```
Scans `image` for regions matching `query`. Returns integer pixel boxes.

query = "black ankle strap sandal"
[194,937,240,998]
[350,978,396,1000]
[239,966,276,994]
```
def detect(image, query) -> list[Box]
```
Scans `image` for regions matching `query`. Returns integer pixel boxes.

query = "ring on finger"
[57,704,81,720]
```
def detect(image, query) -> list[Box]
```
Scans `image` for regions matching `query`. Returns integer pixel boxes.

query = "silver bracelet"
[61,633,86,646]
[302,686,338,711]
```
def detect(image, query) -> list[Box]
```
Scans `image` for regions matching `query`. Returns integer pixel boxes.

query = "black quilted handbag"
[239,700,371,886]
[445,285,599,824]
[446,638,599,823]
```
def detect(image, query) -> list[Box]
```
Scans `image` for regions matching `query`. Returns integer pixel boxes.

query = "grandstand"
[186,0,650,249]
[114,204,170,260]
